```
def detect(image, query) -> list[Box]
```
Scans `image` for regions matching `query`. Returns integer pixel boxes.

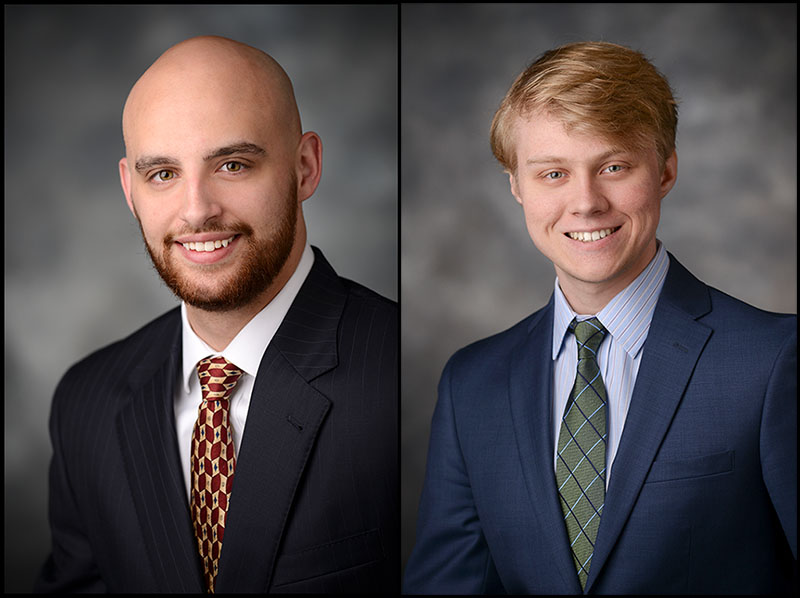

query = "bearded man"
[36,35,397,594]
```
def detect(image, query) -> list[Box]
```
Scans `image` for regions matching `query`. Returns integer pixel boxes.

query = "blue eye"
[605,164,625,173]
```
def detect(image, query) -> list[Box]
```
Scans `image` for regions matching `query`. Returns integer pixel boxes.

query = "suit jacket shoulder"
[406,253,796,595]
[53,308,181,413]
[663,252,795,334]
[441,302,551,408]
[38,248,399,594]
[38,305,183,593]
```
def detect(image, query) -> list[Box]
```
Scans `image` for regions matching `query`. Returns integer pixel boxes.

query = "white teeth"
[181,235,235,252]
[567,228,617,242]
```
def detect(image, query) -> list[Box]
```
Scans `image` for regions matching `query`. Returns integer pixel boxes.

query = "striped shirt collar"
[552,241,670,360]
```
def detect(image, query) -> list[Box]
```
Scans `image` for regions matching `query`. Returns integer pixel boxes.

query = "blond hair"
[490,41,678,173]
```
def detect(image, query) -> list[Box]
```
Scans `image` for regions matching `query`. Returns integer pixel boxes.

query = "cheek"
[138,215,171,248]
[519,197,561,253]
[609,177,661,223]
[231,188,294,235]
[519,193,558,234]
[235,191,279,223]
[628,186,663,226]
[130,192,165,234]
[130,193,184,249]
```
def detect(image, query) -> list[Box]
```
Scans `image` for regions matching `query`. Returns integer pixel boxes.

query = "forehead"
[123,59,287,159]
[514,112,609,155]
[513,111,649,165]
[129,92,272,152]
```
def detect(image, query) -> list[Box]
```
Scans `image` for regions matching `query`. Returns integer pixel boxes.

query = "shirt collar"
[552,241,669,360]
[180,243,315,394]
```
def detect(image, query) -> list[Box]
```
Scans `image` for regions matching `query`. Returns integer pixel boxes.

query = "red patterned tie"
[191,356,243,593]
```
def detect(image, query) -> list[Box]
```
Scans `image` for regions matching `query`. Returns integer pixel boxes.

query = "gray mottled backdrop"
[401,2,796,576]
[5,3,798,592]
[4,5,396,592]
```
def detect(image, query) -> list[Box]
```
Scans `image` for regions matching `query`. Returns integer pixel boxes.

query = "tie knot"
[571,317,607,359]
[197,356,243,403]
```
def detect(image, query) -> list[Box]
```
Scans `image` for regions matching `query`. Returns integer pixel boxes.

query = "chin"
[556,259,622,286]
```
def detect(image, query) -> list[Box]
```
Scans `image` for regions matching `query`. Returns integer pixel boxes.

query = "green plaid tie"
[556,317,608,590]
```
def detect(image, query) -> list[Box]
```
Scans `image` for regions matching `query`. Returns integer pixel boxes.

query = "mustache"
[163,221,255,245]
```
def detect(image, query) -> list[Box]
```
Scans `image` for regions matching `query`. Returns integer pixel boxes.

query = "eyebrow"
[525,149,630,166]
[134,142,267,174]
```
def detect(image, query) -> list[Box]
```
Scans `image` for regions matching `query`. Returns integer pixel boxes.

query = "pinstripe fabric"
[176,244,315,500]
[552,242,669,486]
[39,310,198,593]
[36,247,398,594]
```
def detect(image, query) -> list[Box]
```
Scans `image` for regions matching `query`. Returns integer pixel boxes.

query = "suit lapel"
[508,299,583,594]
[115,308,205,593]
[586,255,713,591]
[215,248,346,592]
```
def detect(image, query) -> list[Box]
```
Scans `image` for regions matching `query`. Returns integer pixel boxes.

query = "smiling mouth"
[179,235,238,253]
[565,226,621,243]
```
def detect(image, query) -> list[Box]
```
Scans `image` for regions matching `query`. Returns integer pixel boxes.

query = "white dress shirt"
[175,243,314,500]
[552,241,669,488]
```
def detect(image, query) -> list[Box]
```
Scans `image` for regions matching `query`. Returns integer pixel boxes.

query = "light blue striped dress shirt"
[552,241,670,488]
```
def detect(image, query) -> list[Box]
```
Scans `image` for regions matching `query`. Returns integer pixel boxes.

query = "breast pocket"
[645,450,735,483]
[271,528,384,588]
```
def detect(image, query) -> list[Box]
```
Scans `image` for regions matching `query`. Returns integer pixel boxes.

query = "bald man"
[36,36,398,594]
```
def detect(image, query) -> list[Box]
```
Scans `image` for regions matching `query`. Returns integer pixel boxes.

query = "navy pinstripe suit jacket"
[36,247,398,593]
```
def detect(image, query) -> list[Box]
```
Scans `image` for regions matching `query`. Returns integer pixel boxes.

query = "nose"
[569,174,610,216]
[179,176,223,229]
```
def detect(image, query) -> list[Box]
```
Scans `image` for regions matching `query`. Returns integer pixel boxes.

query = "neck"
[560,285,615,316]
[184,240,305,352]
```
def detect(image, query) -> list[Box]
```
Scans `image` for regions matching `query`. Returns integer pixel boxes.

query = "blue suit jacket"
[404,254,796,594]
[36,248,398,593]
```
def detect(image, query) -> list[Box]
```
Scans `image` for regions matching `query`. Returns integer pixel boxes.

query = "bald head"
[122,36,302,158]
[117,36,324,321]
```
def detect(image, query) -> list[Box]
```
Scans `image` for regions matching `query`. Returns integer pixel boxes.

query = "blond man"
[404,42,796,594]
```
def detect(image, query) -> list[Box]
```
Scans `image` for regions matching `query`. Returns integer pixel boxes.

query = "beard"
[135,180,298,313]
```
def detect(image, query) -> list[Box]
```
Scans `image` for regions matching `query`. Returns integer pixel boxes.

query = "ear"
[119,157,137,218]
[659,150,678,199]
[508,170,524,205]
[295,131,323,202]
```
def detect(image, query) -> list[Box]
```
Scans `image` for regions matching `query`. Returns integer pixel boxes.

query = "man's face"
[119,45,311,312]
[509,111,677,308]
